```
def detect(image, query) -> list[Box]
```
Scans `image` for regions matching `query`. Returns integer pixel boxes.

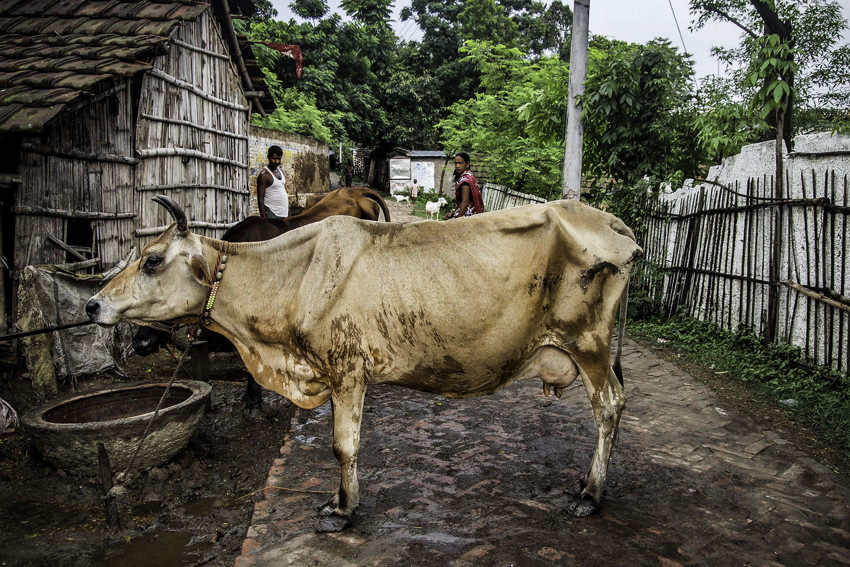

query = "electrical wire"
[668,0,689,55]
[668,0,699,88]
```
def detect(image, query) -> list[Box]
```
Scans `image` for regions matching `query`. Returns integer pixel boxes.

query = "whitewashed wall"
[646,133,850,373]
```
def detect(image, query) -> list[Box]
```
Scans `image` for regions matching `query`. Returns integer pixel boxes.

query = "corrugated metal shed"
[408,150,448,158]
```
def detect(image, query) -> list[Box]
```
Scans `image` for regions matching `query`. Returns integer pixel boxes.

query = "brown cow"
[228,186,389,241]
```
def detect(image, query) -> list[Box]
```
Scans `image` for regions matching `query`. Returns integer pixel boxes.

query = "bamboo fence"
[482,183,547,211]
[636,156,850,375]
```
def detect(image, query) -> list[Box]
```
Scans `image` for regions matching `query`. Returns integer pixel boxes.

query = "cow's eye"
[143,255,163,270]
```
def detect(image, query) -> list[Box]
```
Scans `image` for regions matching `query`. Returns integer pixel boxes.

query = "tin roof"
[0,0,273,134]
[409,150,448,158]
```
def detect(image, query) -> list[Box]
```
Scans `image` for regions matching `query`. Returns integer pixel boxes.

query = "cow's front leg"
[315,382,366,532]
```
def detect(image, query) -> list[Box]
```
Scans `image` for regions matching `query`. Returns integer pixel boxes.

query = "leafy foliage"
[400,0,573,111]
[290,0,328,20]
[693,76,765,160]
[244,0,844,192]
[438,41,569,198]
[580,37,705,186]
[251,84,332,143]
[439,37,709,201]
[690,0,850,142]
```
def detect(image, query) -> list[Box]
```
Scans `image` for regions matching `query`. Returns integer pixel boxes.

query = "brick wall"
[248,126,330,215]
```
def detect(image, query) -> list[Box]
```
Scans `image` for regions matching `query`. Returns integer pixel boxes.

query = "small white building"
[388,150,453,196]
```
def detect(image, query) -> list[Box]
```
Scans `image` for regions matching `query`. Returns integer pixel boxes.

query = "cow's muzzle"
[85,298,102,321]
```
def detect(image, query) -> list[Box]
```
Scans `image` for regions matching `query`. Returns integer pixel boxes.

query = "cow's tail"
[612,284,629,387]
[361,188,391,222]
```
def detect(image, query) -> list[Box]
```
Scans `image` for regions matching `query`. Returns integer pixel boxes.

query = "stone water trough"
[22,381,211,474]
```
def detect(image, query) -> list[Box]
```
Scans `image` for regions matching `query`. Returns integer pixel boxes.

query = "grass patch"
[628,315,850,460]
[400,193,456,220]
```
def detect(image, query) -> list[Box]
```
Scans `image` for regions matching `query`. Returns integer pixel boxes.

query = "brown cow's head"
[86,196,214,326]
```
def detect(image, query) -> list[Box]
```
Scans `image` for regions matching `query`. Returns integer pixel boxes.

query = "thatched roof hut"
[0,0,275,331]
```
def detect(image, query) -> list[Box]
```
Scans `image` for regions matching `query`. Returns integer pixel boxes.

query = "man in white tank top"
[257,145,289,218]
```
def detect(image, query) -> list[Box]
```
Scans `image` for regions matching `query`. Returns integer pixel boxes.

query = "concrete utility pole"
[562,0,590,200]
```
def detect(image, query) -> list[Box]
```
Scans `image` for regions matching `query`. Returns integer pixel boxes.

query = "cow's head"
[85,195,215,326]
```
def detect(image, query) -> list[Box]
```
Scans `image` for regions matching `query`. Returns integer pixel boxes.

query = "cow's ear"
[189,254,213,286]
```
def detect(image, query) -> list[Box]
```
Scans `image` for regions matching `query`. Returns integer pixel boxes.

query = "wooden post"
[97,443,121,531]
[190,340,210,381]
[562,0,590,200]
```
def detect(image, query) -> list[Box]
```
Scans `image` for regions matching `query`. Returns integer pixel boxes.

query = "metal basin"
[22,381,211,473]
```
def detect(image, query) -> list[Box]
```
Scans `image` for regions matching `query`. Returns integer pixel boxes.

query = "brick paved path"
[235,338,850,566]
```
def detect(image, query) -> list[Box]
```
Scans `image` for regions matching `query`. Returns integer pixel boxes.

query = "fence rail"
[482,183,547,211]
[637,165,850,375]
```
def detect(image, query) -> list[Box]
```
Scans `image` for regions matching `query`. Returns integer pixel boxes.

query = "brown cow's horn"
[153,194,188,233]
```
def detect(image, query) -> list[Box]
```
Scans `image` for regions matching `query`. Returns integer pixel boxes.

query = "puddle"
[88,497,224,566]
[89,530,208,567]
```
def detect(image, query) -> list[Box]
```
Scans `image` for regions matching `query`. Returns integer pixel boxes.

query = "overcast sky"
[270,0,850,80]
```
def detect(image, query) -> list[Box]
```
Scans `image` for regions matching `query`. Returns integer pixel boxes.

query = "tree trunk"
[766,100,786,343]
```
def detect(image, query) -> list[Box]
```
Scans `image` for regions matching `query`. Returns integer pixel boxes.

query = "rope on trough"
[107,339,195,500]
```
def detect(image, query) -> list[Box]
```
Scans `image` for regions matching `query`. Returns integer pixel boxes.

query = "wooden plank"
[46,232,86,261]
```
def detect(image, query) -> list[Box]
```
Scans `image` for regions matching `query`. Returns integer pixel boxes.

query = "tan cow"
[86,195,642,532]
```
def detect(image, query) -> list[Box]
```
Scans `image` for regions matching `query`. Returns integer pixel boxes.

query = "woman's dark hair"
[455,152,471,165]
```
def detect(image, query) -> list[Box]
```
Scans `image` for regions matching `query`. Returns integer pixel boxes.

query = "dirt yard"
[0,350,295,567]
[1,337,847,567]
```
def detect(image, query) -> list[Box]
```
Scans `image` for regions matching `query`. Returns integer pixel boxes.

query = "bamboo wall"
[10,7,253,332]
[15,82,137,272]
[135,9,249,245]
[637,135,850,375]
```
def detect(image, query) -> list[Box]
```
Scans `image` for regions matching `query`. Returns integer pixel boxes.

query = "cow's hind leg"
[570,351,625,517]
[241,377,263,416]
[315,382,366,532]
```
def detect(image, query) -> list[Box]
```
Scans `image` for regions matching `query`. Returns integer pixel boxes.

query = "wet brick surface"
[236,338,850,566]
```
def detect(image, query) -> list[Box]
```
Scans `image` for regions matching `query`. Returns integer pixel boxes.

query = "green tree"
[691,0,850,141]
[693,76,762,162]
[248,1,399,149]
[580,37,704,186]
[291,0,328,20]
[458,0,518,47]
[401,0,571,109]
[439,41,571,198]
[438,38,708,205]
[341,0,392,27]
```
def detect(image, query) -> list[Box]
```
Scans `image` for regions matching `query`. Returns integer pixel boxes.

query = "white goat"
[425,197,448,220]
[393,194,410,205]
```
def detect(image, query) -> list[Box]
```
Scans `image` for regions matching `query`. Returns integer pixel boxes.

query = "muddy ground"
[1,196,848,566]
[0,350,295,567]
[1,336,848,567]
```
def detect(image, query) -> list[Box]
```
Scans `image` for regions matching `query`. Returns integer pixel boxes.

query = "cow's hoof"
[242,406,261,418]
[317,499,336,517]
[567,495,600,517]
[315,512,351,532]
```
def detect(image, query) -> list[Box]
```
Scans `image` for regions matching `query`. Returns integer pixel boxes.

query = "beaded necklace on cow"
[187,241,229,342]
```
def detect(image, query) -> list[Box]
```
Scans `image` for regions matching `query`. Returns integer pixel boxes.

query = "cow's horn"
[152,194,188,233]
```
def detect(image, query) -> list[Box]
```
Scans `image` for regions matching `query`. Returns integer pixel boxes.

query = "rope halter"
[188,241,229,342]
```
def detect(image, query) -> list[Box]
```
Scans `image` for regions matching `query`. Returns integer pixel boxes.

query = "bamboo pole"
[781,281,850,314]
[14,206,135,220]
